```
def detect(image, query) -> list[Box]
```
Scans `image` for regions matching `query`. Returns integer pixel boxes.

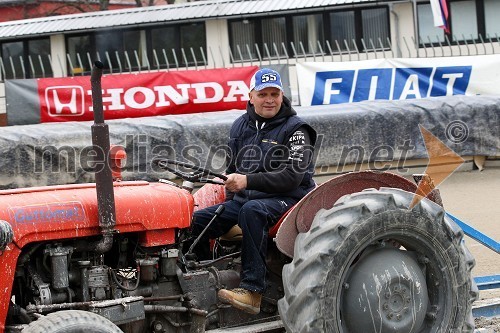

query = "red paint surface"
[0,180,194,330]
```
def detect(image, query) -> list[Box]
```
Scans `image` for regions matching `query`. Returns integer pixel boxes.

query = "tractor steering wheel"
[153,158,227,185]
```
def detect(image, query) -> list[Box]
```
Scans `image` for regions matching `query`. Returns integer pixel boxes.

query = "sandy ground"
[438,167,500,300]
[438,167,500,331]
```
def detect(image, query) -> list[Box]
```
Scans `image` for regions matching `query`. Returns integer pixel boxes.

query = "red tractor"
[0,63,477,333]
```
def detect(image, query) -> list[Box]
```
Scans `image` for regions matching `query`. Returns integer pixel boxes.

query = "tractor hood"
[0,181,194,248]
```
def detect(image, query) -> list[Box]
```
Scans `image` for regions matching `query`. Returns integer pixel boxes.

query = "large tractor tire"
[278,188,478,333]
[22,310,122,333]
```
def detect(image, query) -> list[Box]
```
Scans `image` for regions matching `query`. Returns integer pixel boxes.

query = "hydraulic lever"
[186,205,225,259]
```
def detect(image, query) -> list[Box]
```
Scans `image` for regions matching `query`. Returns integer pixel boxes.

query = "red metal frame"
[0,180,194,330]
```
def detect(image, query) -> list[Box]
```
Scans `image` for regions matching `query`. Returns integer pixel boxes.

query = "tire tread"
[278,188,477,333]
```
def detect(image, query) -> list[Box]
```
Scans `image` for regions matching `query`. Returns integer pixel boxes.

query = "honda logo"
[45,86,85,116]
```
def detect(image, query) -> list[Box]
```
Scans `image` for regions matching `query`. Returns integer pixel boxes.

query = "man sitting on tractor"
[189,68,317,315]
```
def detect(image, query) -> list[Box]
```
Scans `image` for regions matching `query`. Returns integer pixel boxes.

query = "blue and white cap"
[249,68,284,92]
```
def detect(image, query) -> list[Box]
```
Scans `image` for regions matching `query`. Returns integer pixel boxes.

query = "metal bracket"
[446,212,500,254]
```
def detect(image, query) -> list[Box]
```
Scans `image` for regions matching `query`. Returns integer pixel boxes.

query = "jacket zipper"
[253,120,265,144]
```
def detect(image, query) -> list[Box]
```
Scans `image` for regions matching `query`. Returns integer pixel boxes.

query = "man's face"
[249,87,283,119]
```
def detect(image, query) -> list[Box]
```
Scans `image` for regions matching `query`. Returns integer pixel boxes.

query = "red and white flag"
[430,0,449,33]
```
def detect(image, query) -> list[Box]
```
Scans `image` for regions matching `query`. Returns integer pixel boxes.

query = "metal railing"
[1,34,500,82]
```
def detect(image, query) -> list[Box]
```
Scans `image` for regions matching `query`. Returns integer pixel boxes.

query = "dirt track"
[438,167,500,300]
[439,167,500,331]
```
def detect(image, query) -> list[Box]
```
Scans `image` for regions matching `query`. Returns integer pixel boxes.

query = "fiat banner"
[297,55,500,106]
[6,66,258,125]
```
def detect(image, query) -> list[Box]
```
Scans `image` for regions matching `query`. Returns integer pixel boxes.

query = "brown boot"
[218,288,262,315]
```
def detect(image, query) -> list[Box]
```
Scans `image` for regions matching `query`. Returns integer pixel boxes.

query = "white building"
[0,0,499,116]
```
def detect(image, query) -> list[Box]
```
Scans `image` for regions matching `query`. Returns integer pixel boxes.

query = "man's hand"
[224,173,247,193]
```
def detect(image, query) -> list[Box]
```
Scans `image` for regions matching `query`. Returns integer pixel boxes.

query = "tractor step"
[206,319,283,333]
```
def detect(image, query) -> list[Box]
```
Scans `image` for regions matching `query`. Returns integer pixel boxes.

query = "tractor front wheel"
[278,188,478,333]
[22,310,122,333]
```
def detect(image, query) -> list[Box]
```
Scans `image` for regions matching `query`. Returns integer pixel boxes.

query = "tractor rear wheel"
[278,188,478,333]
[22,310,122,333]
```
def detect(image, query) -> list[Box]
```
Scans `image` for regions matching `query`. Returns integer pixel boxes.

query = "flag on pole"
[430,0,450,33]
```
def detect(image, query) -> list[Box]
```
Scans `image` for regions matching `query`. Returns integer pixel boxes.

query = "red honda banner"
[38,66,258,123]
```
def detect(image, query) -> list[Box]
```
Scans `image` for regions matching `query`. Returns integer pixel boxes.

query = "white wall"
[390,2,417,58]
[50,34,67,77]
[205,19,230,68]
[0,82,5,115]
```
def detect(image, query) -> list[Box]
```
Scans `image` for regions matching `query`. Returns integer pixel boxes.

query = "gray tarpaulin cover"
[0,95,499,189]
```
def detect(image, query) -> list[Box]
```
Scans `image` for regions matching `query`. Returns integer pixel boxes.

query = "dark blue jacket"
[227,96,317,201]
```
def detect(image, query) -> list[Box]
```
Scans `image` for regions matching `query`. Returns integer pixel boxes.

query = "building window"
[229,16,288,61]
[1,41,23,80]
[150,23,206,67]
[484,0,500,38]
[293,14,324,54]
[151,26,177,67]
[330,11,356,51]
[451,0,478,40]
[67,30,142,74]
[123,30,143,69]
[96,31,119,71]
[95,30,142,71]
[67,34,92,74]
[28,39,52,78]
[230,20,256,60]
[229,7,389,62]
[418,0,497,45]
[180,24,206,63]
[362,8,390,49]
[418,4,445,44]
[261,17,286,56]
[329,7,390,52]
[1,38,51,80]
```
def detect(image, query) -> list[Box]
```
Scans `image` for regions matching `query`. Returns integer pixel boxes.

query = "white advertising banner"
[297,55,500,106]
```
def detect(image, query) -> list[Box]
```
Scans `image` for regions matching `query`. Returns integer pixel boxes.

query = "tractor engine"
[10,234,246,332]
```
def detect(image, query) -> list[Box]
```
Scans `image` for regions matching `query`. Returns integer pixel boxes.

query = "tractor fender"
[275,170,440,258]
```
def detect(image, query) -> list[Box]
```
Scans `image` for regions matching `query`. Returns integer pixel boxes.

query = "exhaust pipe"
[85,61,116,253]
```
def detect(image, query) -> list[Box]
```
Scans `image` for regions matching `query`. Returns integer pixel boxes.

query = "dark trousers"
[190,196,298,293]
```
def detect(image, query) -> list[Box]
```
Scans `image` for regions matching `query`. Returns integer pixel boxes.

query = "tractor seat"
[220,225,243,241]
[194,183,295,242]
[219,208,291,242]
